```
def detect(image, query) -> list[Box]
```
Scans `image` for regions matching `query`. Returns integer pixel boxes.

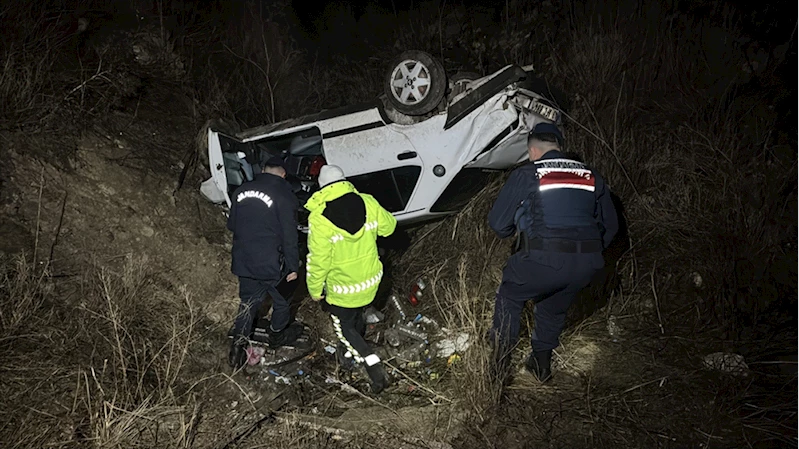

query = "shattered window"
[349,165,422,212]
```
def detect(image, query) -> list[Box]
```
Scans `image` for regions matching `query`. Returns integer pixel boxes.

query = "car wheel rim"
[390,59,431,105]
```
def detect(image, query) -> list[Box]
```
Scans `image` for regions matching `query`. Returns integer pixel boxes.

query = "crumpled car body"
[200,64,569,227]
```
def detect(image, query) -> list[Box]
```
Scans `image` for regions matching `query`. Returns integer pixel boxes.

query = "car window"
[431,167,498,213]
[349,166,421,213]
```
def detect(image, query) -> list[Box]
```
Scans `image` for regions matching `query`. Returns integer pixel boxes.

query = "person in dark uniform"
[226,155,303,369]
[487,122,619,383]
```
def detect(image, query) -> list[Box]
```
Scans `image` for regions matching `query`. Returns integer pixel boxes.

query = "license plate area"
[529,100,559,121]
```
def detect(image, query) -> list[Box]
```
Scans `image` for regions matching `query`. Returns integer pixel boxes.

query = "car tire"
[384,50,447,116]
[449,71,481,98]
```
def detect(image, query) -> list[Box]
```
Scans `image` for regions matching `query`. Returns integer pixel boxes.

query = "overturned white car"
[200,50,569,227]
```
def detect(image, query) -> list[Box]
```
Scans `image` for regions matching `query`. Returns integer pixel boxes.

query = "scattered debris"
[365,306,385,324]
[384,328,402,347]
[390,294,407,320]
[246,346,265,366]
[434,331,470,358]
[416,314,439,330]
[408,278,427,306]
[607,315,621,342]
[702,352,749,376]
[395,323,428,341]
[691,271,703,288]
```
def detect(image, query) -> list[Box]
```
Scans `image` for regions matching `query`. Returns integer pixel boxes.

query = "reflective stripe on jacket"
[304,181,397,308]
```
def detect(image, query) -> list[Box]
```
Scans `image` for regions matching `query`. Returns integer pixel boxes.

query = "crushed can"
[408,278,426,307]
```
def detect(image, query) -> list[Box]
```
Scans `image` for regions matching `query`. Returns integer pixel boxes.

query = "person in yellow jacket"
[304,165,397,394]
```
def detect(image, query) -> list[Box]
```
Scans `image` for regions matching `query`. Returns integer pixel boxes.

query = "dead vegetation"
[0,0,795,448]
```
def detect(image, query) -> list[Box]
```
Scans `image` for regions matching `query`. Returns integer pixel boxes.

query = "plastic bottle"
[390,294,406,321]
[396,323,428,341]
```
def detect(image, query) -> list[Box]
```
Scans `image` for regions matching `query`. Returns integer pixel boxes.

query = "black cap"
[263,154,287,171]
[531,122,564,146]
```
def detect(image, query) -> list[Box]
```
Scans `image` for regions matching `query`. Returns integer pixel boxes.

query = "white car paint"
[200,63,566,226]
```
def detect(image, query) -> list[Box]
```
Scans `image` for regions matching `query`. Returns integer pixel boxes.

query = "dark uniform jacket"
[488,150,618,249]
[227,172,299,281]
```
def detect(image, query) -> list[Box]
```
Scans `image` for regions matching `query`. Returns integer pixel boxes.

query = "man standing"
[227,155,303,370]
[487,122,618,383]
[304,165,397,394]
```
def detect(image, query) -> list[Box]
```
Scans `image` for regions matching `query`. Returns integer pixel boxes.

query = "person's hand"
[311,295,324,302]
[286,272,297,282]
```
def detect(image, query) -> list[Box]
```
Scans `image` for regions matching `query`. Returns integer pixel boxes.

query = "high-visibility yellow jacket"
[304,181,397,308]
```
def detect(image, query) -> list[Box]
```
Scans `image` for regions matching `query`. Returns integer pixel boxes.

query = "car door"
[204,129,255,208]
[204,125,327,208]
[320,122,424,217]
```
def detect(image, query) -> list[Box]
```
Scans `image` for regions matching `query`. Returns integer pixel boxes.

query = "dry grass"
[0,252,207,448]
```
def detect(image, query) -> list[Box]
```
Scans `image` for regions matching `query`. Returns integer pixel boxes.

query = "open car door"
[200,129,256,208]
[200,126,327,211]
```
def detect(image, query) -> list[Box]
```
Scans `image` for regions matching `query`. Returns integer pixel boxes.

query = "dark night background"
[0,0,796,447]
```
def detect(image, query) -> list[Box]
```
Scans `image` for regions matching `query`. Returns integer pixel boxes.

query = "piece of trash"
[607,315,620,342]
[702,352,749,376]
[274,376,291,384]
[398,341,427,363]
[389,294,407,321]
[339,383,359,394]
[324,345,337,354]
[268,369,280,376]
[364,307,385,324]
[413,313,423,324]
[246,346,265,366]
[408,278,426,307]
[384,329,401,347]
[429,372,440,380]
[396,323,428,341]
[298,370,304,376]
[447,354,461,366]
[418,315,439,329]
[434,332,471,358]
[691,271,703,289]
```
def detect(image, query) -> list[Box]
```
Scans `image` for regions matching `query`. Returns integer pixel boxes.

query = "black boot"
[364,362,389,394]
[228,338,248,370]
[525,350,552,383]
[267,321,304,349]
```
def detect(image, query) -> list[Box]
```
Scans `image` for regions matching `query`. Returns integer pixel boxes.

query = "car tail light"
[309,156,326,177]
[408,278,426,307]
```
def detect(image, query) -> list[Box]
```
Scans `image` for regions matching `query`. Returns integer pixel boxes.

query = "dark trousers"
[490,250,603,353]
[326,303,380,366]
[232,276,295,341]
